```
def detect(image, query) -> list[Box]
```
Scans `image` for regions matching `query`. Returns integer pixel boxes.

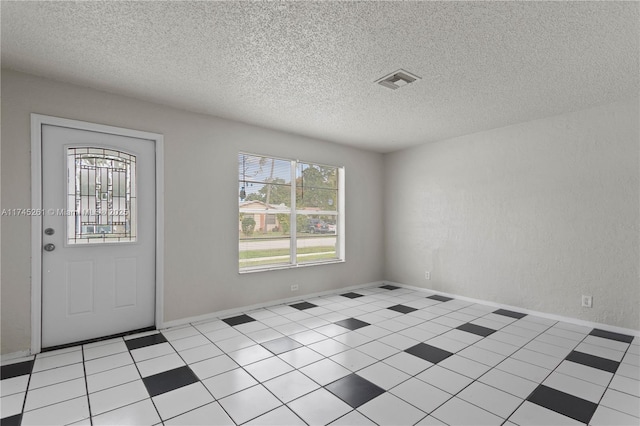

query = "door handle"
[44,228,55,235]
[44,243,56,252]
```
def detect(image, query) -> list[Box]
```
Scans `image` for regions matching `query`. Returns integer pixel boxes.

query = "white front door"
[41,124,156,348]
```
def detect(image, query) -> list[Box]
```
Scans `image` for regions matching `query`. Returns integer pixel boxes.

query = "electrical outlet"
[581,295,593,308]
[425,271,431,280]
[291,284,299,291]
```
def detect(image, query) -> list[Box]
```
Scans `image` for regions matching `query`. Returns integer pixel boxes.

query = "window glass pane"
[239,236,292,269]
[67,147,136,244]
[296,214,338,263]
[295,163,339,263]
[296,164,338,214]
[296,163,338,190]
[297,187,338,213]
[239,154,291,188]
[239,153,293,269]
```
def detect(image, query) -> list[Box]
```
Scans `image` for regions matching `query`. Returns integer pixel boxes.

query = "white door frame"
[30,114,165,354]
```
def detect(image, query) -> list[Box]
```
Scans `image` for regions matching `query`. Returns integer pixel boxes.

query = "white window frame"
[239,152,345,273]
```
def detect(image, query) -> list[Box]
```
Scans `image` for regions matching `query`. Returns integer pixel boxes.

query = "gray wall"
[1,70,385,354]
[384,98,640,329]
[2,69,638,355]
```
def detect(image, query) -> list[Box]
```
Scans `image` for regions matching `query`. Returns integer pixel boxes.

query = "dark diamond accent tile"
[325,373,385,408]
[125,333,167,351]
[142,365,199,397]
[426,295,453,302]
[380,285,400,290]
[341,292,364,299]
[1,359,34,380]
[527,385,597,424]
[493,309,527,319]
[222,314,256,327]
[387,304,418,314]
[589,328,634,344]
[261,337,303,355]
[457,322,496,337]
[565,350,620,374]
[0,414,22,426]
[334,318,370,331]
[290,302,317,311]
[405,343,453,364]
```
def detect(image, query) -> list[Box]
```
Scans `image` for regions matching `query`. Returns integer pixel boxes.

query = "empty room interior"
[1,2,639,426]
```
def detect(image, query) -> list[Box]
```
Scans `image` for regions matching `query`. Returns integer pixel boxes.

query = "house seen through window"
[238,152,344,271]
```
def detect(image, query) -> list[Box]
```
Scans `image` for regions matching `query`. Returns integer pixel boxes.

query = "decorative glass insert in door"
[67,147,137,244]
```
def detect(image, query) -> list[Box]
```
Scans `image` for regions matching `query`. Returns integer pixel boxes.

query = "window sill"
[239,258,345,274]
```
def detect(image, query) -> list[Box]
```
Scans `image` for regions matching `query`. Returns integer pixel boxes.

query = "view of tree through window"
[238,153,343,271]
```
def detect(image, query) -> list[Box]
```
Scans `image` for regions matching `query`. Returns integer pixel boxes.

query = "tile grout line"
[297,293,526,423]
[468,316,558,424]
[157,305,635,425]
[18,356,36,423]
[402,307,556,423]
[517,328,623,424]
[163,329,243,425]
[161,321,311,425]
[192,297,399,424]
[80,345,94,426]
[276,294,508,423]
[9,351,88,421]
[283,308,410,425]
[11,286,637,426]
[126,335,166,425]
[592,336,635,416]
[229,314,341,426]
[329,409,378,426]
[80,339,154,423]
[381,294,528,423]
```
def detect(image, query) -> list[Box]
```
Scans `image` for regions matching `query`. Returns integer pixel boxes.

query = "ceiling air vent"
[375,69,421,90]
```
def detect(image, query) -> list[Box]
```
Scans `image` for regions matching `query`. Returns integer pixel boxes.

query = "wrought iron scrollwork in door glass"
[66,147,137,244]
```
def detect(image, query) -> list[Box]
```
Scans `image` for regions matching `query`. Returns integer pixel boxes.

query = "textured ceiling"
[2,1,638,153]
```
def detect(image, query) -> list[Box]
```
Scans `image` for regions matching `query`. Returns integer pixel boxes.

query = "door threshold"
[41,326,156,353]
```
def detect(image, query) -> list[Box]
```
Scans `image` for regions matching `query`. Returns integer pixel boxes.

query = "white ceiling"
[2,1,638,153]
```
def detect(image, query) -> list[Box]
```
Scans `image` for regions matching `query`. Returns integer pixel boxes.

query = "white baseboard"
[162,279,639,338]
[160,281,384,330]
[1,350,33,364]
[385,281,640,338]
[4,279,636,360]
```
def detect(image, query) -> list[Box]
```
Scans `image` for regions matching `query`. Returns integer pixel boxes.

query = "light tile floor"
[2,285,639,425]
